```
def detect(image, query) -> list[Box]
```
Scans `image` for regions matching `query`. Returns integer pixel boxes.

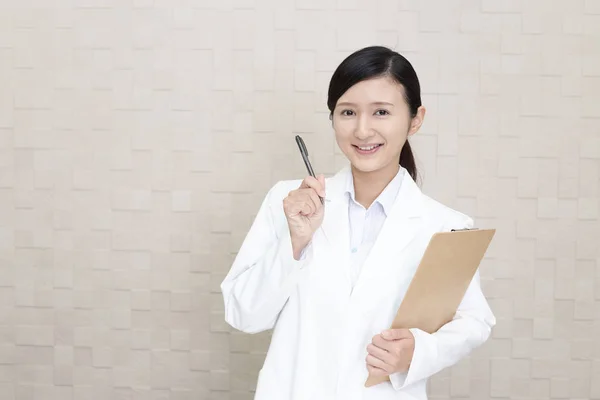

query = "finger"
[372,334,396,352]
[305,191,319,213]
[367,343,394,365]
[299,175,318,190]
[287,194,314,216]
[291,189,320,215]
[298,193,315,216]
[366,354,393,374]
[300,175,325,198]
[299,202,313,216]
[317,174,326,194]
[306,188,323,213]
[367,364,388,377]
[381,329,413,341]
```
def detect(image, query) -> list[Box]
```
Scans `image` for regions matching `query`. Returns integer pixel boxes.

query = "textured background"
[0,0,599,399]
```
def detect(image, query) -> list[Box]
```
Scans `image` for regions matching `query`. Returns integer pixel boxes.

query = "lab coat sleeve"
[390,218,496,390]
[220,182,311,334]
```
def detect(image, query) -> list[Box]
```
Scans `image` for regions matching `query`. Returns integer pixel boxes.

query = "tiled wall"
[0,0,599,399]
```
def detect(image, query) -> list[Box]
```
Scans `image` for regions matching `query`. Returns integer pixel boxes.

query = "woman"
[220,46,495,400]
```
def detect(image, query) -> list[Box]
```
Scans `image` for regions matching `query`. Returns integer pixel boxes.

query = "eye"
[374,109,390,116]
[340,109,355,116]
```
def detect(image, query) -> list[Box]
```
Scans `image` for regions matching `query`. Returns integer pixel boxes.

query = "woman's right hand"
[283,175,326,260]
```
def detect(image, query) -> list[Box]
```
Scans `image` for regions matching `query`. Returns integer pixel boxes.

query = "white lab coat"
[221,166,496,400]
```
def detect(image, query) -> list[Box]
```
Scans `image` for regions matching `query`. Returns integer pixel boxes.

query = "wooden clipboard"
[365,228,496,387]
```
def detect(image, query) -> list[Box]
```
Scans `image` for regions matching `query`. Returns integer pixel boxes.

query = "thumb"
[382,329,412,341]
[317,174,326,197]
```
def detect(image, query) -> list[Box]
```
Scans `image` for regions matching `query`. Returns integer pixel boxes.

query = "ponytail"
[399,141,417,182]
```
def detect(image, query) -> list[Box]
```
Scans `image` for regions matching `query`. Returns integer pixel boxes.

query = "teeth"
[359,145,378,151]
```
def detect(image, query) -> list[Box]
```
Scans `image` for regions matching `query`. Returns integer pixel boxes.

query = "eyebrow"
[336,101,395,107]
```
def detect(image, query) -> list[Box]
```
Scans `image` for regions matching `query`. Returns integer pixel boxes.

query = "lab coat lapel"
[319,167,352,290]
[350,172,424,299]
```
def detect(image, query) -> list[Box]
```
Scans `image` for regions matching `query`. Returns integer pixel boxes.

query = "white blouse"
[345,167,404,287]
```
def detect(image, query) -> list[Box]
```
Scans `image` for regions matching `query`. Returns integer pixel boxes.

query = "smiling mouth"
[353,144,383,154]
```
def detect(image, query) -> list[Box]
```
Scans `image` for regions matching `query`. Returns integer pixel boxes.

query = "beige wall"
[1,0,599,399]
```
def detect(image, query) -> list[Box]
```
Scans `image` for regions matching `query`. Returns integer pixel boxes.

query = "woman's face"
[331,76,425,174]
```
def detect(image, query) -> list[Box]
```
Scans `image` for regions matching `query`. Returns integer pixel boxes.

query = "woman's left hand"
[366,329,415,376]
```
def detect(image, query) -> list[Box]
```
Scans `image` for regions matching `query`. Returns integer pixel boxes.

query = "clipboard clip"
[451,228,479,232]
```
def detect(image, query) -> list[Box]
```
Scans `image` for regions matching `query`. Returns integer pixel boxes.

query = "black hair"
[327,46,421,182]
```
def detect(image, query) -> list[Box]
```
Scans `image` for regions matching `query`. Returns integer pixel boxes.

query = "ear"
[408,106,426,137]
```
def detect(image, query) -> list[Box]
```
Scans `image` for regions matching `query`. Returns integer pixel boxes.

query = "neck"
[352,163,400,209]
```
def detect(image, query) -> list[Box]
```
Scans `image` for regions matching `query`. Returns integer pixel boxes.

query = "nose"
[353,115,374,140]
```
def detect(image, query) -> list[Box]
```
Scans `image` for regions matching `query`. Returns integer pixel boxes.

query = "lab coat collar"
[323,165,422,217]
[343,166,405,216]
[319,165,424,295]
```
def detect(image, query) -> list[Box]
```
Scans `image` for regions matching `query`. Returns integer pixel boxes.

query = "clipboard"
[365,228,496,387]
